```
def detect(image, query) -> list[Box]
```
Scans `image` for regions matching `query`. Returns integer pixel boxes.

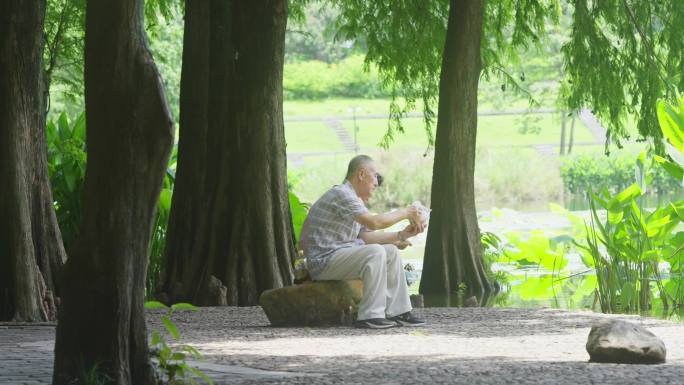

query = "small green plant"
[146,146,177,299]
[144,301,213,385]
[47,111,87,250]
[480,231,512,289]
[76,360,112,385]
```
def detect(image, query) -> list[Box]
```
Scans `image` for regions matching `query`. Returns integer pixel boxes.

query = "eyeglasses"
[376,173,384,186]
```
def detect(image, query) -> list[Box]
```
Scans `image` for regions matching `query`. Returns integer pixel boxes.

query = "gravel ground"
[147,306,684,384]
[3,307,684,384]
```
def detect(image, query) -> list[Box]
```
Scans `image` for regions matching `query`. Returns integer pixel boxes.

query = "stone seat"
[259,280,363,327]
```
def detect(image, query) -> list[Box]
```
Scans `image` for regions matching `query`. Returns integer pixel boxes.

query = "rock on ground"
[586,319,666,364]
[259,280,362,326]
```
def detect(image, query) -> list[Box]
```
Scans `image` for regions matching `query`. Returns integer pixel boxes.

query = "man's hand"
[406,205,422,224]
[395,240,412,250]
[399,223,424,240]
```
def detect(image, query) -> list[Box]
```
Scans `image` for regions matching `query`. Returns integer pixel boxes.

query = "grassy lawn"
[283,98,601,153]
[285,121,344,153]
[283,93,555,118]
[334,113,597,150]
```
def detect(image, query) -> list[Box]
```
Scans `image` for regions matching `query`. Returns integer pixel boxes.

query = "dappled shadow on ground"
[148,306,667,343]
[198,354,684,385]
[148,306,684,385]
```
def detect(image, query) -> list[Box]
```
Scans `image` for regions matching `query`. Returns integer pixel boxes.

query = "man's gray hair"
[345,155,374,181]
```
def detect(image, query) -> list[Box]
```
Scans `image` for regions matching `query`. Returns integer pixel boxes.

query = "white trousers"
[312,244,412,320]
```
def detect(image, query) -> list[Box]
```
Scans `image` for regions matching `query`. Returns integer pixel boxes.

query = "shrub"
[474,147,563,207]
[560,154,680,195]
[47,112,87,250]
[284,55,389,99]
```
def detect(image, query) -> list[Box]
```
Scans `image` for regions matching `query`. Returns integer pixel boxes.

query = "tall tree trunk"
[420,0,492,300]
[162,0,294,306]
[0,0,65,322]
[568,113,576,154]
[53,0,174,383]
[560,110,567,155]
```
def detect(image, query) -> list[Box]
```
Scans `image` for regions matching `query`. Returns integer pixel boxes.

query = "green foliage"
[333,0,559,148]
[481,231,512,288]
[45,111,174,296]
[474,147,563,206]
[47,111,86,250]
[655,95,684,184]
[289,148,564,214]
[144,301,214,385]
[288,191,310,246]
[368,152,434,212]
[44,0,181,120]
[147,4,184,123]
[576,183,679,313]
[76,360,113,385]
[284,55,388,99]
[44,0,85,116]
[560,154,680,195]
[504,230,569,272]
[147,147,177,299]
[286,1,359,63]
[562,0,684,150]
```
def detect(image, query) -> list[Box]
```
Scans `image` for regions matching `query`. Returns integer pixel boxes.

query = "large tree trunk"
[162,0,294,306]
[52,0,174,383]
[0,0,65,322]
[420,0,492,301]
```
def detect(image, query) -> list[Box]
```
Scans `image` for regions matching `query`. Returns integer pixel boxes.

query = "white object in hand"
[410,201,430,225]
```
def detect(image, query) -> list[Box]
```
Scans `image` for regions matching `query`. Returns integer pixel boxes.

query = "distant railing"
[284,108,558,123]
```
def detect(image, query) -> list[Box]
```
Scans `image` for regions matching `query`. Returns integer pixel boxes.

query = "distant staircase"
[578,108,607,142]
[324,118,358,152]
[532,144,557,156]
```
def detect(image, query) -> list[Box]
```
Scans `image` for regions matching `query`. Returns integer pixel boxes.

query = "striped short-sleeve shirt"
[300,181,369,276]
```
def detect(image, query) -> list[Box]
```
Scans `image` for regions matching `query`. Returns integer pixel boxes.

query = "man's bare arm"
[359,229,408,245]
[354,206,419,230]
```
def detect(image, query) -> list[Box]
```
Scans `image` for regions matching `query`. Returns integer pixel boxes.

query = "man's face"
[356,162,380,202]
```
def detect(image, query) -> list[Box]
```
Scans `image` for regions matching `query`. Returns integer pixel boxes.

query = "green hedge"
[284,55,389,99]
[560,154,680,195]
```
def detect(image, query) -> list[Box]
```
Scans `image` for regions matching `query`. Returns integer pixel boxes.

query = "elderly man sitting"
[299,155,427,329]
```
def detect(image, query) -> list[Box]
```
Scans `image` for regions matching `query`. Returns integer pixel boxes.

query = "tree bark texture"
[0,0,66,322]
[52,0,174,383]
[420,0,492,299]
[162,0,294,306]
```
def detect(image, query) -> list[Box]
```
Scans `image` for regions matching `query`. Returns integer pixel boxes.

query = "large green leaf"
[63,162,76,192]
[158,188,173,212]
[72,112,86,141]
[620,281,636,309]
[289,191,309,245]
[162,316,180,340]
[57,112,71,141]
[46,120,58,146]
[658,99,684,153]
[645,215,673,238]
[654,155,684,184]
[614,183,642,203]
